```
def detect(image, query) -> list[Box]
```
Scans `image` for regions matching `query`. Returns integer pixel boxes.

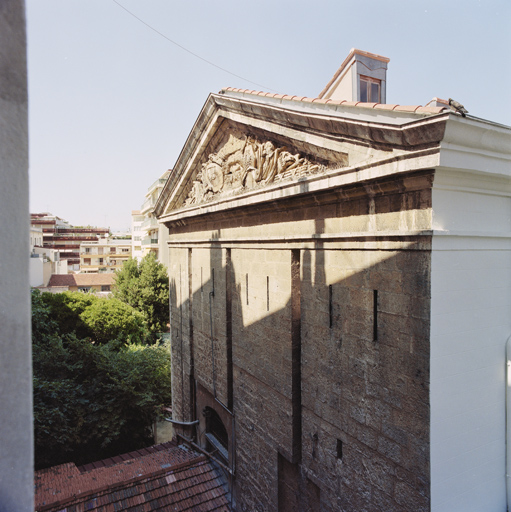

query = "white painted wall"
[326,65,353,102]
[430,164,511,511]
[0,1,33,510]
[29,256,46,287]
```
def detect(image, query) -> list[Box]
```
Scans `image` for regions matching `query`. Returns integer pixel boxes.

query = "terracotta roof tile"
[416,105,446,114]
[47,273,116,288]
[47,274,76,287]
[356,102,378,109]
[35,443,230,512]
[219,88,450,117]
[374,103,400,110]
[393,105,422,112]
[73,273,116,286]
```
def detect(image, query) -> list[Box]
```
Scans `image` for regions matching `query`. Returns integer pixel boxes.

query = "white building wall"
[325,66,353,102]
[430,167,511,512]
[29,256,46,287]
[131,212,144,262]
[0,1,33,509]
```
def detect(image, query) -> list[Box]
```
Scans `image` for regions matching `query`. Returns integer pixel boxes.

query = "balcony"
[147,177,167,194]
[141,216,159,231]
[142,237,159,246]
[140,197,156,214]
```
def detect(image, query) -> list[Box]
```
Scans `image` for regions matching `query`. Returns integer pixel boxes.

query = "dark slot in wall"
[373,290,378,341]
[226,249,233,410]
[188,249,196,421]
[291,249,302,462]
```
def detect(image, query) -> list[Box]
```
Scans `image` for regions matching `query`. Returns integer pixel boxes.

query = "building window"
[99,258,104,264]
[85,247,90,253]
[360,76,380,103]
[83,258,91,265]
[121,248,129,253]
[110,247,116,254]
[203,407,228,464]
[78,287,91,293]
[98,247,103,255]
[101,285,111,292]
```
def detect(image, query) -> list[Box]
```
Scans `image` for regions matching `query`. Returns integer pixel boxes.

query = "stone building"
[155,51,511,511]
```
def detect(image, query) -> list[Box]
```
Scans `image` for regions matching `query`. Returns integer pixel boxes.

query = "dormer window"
[360,76,381,103]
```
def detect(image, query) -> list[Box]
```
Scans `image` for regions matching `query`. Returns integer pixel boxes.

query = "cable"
[112,0,277,92]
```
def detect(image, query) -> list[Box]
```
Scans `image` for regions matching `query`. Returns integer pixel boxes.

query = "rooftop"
[35,441,230,512]
[220,87,448,115]
[47,273,116,288]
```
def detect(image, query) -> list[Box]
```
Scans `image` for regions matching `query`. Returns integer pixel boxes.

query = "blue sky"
[26,0,511,231]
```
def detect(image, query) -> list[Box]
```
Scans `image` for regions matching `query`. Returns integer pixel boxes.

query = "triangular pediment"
[182,127,347,208]
[155,92,447,221]
[158,114,351,217]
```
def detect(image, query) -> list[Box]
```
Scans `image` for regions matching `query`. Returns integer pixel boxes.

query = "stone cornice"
[158,152,438,228]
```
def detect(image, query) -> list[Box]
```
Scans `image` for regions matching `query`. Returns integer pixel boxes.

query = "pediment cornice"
[155,93,449,220]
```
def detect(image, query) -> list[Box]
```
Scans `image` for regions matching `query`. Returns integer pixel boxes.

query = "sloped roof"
[47,273,116,288]
[46,274,75,287]
[220,87,447,115]
[35,442,231,512]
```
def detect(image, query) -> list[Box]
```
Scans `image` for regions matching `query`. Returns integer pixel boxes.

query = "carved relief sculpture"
[184,135,325,206]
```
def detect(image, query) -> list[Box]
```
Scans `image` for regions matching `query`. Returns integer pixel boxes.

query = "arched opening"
[203,406,228,464]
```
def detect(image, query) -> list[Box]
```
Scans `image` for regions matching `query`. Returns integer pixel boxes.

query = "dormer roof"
[319,48,390,103]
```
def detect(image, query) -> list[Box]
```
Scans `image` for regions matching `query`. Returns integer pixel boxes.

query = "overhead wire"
[111,0,277,92]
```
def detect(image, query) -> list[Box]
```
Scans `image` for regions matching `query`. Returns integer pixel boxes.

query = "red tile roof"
[46,274,75,287]
[47,273,116,288]
[77,441,177,472]
[35,442,231,511]
[220,87,448,115]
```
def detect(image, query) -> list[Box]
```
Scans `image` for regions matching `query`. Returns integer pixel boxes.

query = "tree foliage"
[79,297,148,345]
[31,290,172,469]
[33,290,149,345]
[113,254,169,334]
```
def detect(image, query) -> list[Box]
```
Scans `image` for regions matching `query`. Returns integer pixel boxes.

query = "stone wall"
[167,170,433,511]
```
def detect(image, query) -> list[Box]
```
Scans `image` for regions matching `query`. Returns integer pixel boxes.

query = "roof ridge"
[220,87,448,115]
[77,440,177,472]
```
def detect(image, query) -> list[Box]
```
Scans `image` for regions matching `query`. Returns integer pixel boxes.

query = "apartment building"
[80,236,132,273]
[131,210,144,261]
[131,170,170,267]
[31,213,109,272]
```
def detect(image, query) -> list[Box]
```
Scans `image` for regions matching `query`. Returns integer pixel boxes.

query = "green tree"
[33,336,172,469]
[31,288,172,469]
[79,297,148,345]
[113,254,169,334]
[40,291,97,339]
[34,290,150,345]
